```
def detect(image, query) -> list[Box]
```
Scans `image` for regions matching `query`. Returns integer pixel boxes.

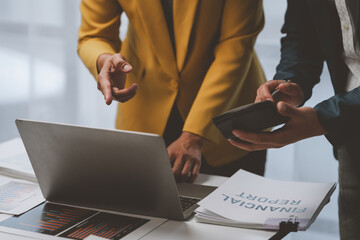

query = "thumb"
[112,54,133,73]
[277,101,298,118]
[121,62,132,73]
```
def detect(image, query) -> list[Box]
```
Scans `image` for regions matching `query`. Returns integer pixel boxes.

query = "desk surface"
[143,219,274,240]
[0,174,276,240]
[143,174,275,240]
[0,137,276,240]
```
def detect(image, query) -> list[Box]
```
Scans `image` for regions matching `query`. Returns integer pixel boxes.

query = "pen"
[271,80,291,98]
[271,88,280,97]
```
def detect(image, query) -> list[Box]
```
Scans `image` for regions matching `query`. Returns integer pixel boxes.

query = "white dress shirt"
[334,0,360,91]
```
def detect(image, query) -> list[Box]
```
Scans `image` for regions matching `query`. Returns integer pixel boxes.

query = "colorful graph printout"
[0,181,43,213]
[60,212,149,240]
[0,202,97,235]
[0,202,150,239]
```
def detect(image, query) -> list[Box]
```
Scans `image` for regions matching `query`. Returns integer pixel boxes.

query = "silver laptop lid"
[15,119,184,220]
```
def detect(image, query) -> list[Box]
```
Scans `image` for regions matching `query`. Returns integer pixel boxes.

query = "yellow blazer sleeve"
[182,0,264,142]
[78,0,122,78]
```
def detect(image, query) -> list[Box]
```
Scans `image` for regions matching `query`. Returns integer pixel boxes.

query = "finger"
[189,161,201,183]
[172,156,185,180]
[277,82,301,96]
[277,102,299,118]
[112,89,136,103]
[112,54,132,73]
[181,160,193,182]
[232,129,284,146]
[229,139,281,151]
[169,155,175,166]
[112,83,138,102]
[256,80,284,103]
[110,71,127,89]
[255,85,273,103]
[97,71,113,105]
[167,146,175,160]
[116,95,134,103]
[274,93,296,104]
[167,148,176,168]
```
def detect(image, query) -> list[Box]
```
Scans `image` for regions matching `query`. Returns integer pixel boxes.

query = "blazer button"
[170,79,178,89]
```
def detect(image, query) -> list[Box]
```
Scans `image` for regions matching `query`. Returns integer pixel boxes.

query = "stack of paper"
[0,138,36,182]
[195,170,336,231]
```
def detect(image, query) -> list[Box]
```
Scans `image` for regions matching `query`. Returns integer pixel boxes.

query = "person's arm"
[230,0,360,151]
[230,102,326,151]
[273,0,324,103]
[254,0,324,105]
[170,0,265,182]
[230,87,360,151]
[229,0,327,150]
[78,0,137,105]
[314,87,360,147]
[182,0,265,142]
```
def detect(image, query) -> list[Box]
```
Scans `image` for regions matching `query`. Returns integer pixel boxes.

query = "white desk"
[142,174,275,240]
[0,174,276,240]
[144,220,275,240]
[0,138,276,240]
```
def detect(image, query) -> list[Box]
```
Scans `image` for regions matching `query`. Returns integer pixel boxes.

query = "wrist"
[181,132,205,150]
[312,109,327,136]
[97,53,112,73]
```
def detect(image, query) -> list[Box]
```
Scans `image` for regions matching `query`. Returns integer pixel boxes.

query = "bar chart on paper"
[0,182,37,208]
[0,202,151,239]
[0,181,44,214]
[60,212,149,240]
[0,202,97,235]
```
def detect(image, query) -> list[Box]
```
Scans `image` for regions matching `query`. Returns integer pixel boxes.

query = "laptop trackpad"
[177,183,216,199]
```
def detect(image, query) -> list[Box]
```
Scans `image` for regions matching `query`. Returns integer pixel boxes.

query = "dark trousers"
[163,104,266,177]
[337,143,360,240]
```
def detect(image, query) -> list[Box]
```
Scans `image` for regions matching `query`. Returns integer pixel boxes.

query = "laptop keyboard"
[179,196,200,211]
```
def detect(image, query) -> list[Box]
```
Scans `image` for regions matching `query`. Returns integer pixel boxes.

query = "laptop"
[15,119,216,221]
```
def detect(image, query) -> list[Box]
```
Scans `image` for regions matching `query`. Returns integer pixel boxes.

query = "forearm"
[314,87,360,147]
[183,0,265,142]
[183,52,261,143]
[78,0,122,79]
[274,0,324,103]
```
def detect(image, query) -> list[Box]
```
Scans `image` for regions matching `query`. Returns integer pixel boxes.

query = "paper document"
[0,180,44,215]
[0,138,36,182]
[0,202,166,240]
[195,170,336,231]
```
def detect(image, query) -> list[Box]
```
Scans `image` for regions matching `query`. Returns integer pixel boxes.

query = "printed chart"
[0,181,44,214]
[0,202,150,239]
[0,202,96,235]
[60,212,149,239]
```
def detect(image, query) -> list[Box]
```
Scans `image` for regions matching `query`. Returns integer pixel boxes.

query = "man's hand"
[97,53,138,105]
[255,80,304,106]
[167,132,205,183]
[229,102,326,151]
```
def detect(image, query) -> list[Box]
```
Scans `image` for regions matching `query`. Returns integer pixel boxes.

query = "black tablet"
[213,100,289,140]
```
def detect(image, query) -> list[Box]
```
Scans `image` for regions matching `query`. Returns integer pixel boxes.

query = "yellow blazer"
[78,0,266,166]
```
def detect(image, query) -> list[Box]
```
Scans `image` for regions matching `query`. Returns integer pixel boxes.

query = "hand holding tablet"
[213,100,289,140]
